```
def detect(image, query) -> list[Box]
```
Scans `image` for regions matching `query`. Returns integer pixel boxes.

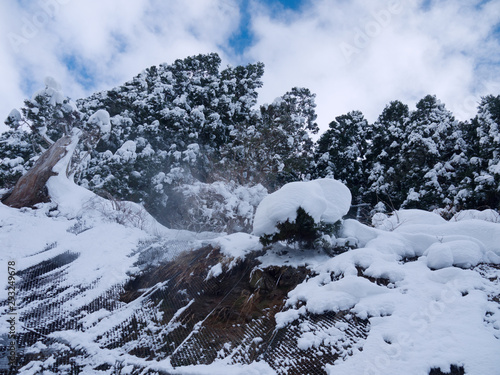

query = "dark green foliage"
[1,82,84,193]
[0,129,35,189]
[456,95,500,209]
[314,110,368,198]
[314,93,500,215]
[256,87,319,190]
[3,53,500,229]
[73,55,318,228]
[259,207,340,249]
[364,101,409,208]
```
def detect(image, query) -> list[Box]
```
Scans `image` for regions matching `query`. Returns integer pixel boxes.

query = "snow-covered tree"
[75,53,267,227]
[0,127,34,190]
[1,78,110,208]
[364,101,409,208]
[253,179,351,251]
[399,95,461,209]
[0,78,82,194]
[459,95,500,209]
[314,110,369,199]
[255,87,319,191]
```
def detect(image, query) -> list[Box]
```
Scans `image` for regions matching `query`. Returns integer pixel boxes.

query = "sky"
[0,0,500,134]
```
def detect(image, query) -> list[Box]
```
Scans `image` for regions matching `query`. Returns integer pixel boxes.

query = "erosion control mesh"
[1,243,372,375]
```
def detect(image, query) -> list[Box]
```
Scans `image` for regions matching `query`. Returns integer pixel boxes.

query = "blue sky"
[1,0,500,133]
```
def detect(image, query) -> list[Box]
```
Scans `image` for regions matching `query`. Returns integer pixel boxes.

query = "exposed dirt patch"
[122,245,309,327]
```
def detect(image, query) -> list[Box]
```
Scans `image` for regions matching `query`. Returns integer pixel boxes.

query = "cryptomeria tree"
[314,110,369,199]
[399,95,461,209]
[1,78,110,207]
[256,87,319,191]
[1,78,84,191]
[75,54,266,222]
[364,100,409,209]
[460,95,500,209]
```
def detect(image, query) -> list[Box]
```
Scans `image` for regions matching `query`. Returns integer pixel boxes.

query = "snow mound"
[210,232,262,260]
[373,209,447,231]
[425,240,484,269]
[252,178,351,236]
[270,210,500,375]
[451,209,500,223]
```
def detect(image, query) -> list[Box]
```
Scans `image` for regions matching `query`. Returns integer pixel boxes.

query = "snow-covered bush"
[253,179,351,251]
[258,206,342,250]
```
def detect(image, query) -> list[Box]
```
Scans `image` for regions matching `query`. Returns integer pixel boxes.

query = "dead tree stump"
[2,136,72,208]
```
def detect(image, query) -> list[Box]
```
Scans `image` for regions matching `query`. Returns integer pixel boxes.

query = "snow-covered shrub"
[259,206,342,250]
[253,179,352,251]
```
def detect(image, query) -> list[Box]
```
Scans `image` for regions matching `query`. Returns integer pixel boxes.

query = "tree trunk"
[2,136,72,208]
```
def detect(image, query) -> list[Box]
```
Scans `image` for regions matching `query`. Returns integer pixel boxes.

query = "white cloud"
[0,0,240,131]
[0,0,499,134]
[246,0,500,129]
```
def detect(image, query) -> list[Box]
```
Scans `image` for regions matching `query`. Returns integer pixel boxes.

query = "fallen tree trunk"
[2,136,72,208]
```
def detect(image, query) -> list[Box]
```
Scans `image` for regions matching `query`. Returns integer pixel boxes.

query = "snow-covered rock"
[252,178,351,236]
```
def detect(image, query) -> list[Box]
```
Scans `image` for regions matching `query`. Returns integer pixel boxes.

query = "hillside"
[0,150,499,374]
[1,53,500,374]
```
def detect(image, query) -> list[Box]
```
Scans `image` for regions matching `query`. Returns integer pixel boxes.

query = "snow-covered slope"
[1,171,499,374]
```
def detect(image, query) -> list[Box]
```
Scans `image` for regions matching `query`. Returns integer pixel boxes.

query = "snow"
[271,208,500,375]
[115,140,137,162]
[253,178,351,236]
[1,148,499,375]
[205,263,223,280]
[372,209,447,231]
[32,76,65,106]
[6,108,21,124]
[451,209,500,223]
[425,240,483,269]
[88,109,111,135]
[211,232,262,260]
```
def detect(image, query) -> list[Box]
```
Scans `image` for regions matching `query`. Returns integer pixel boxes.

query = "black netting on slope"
[263,311,369,375]
[0,248,125,374]
[94,247,370,375]
[1,241,372,375]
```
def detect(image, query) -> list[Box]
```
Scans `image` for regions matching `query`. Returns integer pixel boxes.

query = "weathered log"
[2,136,72,208]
